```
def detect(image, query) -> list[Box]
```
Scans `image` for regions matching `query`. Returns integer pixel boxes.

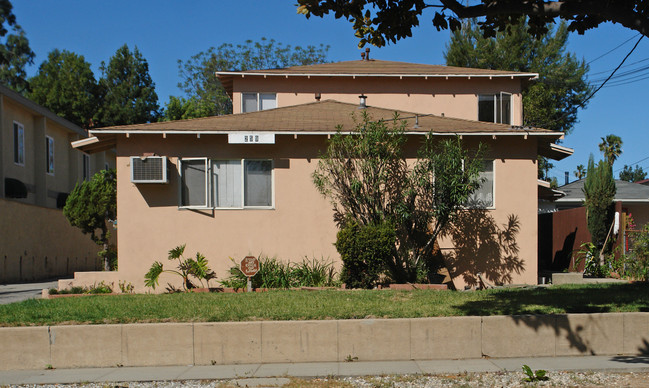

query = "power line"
[589,57,649,76]
[587,33,641,65]
[614,156,649,172]
[581,35,645,106]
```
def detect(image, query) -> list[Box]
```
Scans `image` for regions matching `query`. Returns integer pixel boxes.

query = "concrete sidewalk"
[1,355,648,385]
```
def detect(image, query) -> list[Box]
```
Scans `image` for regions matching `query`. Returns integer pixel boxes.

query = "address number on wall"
[228,133,275,144]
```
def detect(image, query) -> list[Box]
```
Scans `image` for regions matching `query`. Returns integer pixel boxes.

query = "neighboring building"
[539,179,649,272]
[555,179,649,228]
[71,57,571,291]
[0,84,116,282]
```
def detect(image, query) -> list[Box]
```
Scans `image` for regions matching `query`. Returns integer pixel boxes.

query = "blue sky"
[14,1,649,184]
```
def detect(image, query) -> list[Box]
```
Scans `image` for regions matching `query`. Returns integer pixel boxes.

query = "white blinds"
[212,160,242,208]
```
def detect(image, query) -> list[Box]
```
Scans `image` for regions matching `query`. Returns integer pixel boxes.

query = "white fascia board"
[71,136,100,148]
[89,129,561,137]
[215,71,539,80]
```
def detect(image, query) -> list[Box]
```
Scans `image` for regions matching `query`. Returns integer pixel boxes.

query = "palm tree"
[574,164,586,179]
[598,134,623,166]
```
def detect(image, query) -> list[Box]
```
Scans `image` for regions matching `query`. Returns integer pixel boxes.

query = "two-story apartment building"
[71,57,571,291]
[0,84,116,282]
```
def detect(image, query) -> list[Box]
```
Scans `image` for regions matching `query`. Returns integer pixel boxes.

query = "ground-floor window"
[468,159,494,208]
[180,158,273,209]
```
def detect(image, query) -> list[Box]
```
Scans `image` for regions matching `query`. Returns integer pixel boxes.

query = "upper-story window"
[242,93,276,113]
[13,121,24,165]
[46,136,55,174]
[83,154,90,181]
[478,93,511,124]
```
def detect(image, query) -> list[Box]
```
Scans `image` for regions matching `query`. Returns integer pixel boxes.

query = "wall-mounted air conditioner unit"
[130,156,168,183]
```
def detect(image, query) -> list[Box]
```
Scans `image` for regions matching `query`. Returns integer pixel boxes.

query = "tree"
[313,112,485,283]
[583,154,616,253]
[0,0,35,93]
[445,18,591,135]
[296,0,649,48]
[63,169,117,271]
[598,134,623,166]
[97,44,159,126]
[619,165,647,182]
[167,38,329,119]
[27,49,99,128]
[574,164,586,180]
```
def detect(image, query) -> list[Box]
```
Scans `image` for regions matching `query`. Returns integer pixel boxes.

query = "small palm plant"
[144,244,216,290]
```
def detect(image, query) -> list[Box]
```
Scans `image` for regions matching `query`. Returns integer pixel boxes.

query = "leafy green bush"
[623,224,649,281]
[220,256,339,289]
[335,221,396,289]
[574,242,610,278]
[144,244,216,291]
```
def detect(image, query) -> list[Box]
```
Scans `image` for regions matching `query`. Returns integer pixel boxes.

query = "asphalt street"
[0,280,58,304]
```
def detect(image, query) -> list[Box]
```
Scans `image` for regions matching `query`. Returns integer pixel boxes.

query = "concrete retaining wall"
[1,313,647,370]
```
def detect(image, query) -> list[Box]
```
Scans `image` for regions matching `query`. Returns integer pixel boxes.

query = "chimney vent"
[360,52,365,61]
[358,94,367,109]
[565,171,569,186]
[365,47,370,60]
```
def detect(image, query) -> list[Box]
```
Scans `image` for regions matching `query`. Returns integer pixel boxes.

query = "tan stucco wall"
[231,77,524,125]
[1,97,115,208]
[75,132,541,292]
[0,198,101,282]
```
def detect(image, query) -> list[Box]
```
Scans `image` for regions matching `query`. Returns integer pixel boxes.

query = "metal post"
[247,277,252,293]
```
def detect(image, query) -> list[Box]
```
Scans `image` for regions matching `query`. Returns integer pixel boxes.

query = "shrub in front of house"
[335,221,395,289]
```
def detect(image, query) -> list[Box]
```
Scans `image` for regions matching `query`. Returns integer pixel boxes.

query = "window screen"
[478,95,495,123]
[212,160,242,208]
[244,160,272,207]
[242,93,258,113]
[469,160,494,207]
[497,93,511,124]
[46,137,54,174]
[259,93,276,110]
[180,159,208,207]
[14,122,24,165]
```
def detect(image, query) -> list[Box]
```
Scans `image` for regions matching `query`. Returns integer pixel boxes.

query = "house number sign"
[241,256,259,292]
[228,133,275,144]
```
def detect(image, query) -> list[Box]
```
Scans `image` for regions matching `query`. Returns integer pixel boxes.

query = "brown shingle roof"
[217,59,538,98]
[91,100,555,135]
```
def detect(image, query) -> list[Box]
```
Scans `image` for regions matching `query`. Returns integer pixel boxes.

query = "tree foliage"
[0,0,34,93]
[297,0,649,48]
[98,44,159,126]
[28,49,99,128]
[166,38,329,119]
[583,155,616,250]
[574,164,586,180]
[313,112,485,283]
[445,18,590,135]
[598,134,623,166]
[63,169,117,271]
[619,165,647,182]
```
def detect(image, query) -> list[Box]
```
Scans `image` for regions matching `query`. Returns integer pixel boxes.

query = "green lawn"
[1,283,647,327]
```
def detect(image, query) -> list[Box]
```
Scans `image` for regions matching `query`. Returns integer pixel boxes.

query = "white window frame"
[82,154,90,181]
[241,92,277,113]
[46,136,55,175]
[178,157,274,210]
[13,121,24,166]
[478,92,512,124]
[179,158,209,209]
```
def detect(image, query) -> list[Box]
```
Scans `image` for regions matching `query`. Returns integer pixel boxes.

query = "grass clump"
[220,256,340,289]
